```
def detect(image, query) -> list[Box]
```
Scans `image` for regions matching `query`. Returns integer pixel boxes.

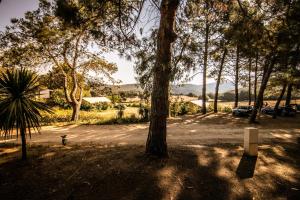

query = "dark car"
[232,106,253,116]
[261,106,281,115]
[281,106,297,117]
[262,105,297,117]
[289,104,300,112]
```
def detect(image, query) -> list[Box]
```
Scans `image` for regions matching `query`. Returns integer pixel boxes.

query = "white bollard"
[244,127,258,156]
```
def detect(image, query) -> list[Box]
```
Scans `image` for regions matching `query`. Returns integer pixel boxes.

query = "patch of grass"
[41,107,144,125]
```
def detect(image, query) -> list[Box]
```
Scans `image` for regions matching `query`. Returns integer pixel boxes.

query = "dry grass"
[41,107,140,125]
[0,142,299,200]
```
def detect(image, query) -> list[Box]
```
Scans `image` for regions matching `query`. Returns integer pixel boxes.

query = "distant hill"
[110,82,235,95]
[171,82,234,95]
[111,84,143,92]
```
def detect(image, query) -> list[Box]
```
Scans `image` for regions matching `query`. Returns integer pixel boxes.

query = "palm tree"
[0,68,51,160]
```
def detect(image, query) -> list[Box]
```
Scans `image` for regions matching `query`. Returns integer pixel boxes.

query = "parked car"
[280,106,297,117]
[261,106,281,115]
[232,106,253,116]
[289,104,300,112]
[262,105,297,117]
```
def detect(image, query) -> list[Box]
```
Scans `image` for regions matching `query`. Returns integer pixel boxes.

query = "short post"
[244,127,258,156]
[61,135,67,146]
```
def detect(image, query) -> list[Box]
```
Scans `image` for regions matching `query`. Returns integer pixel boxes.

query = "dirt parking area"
[3,112,297,146]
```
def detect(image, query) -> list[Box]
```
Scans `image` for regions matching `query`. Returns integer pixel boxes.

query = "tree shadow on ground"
[0,145,230,200]
[0,143,299,200]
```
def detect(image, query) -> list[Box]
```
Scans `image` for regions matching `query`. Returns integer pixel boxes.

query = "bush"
[138,106,144,118]
[46,89,70,109]
[117,110,124,119]
[41,107,147,125]
[91,113,146,125]
[138,104,150,121]
[187,103,200,114]
[94,102,110,111]
[207,104,214,112]
[131,103,141,107]
[222,106,232,113]
[116,104,126,119]
[114,104,126,110]
[178,102,189,115]
[80,101,93,111]
[170,102,180,117]
[41,110,71,124]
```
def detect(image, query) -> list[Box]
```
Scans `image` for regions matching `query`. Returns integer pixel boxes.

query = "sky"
[0,0,211,85]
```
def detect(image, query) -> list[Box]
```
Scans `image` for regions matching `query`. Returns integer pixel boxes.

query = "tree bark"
[202,14,209,114]
[146,0,180,157]
[214,47,227,113]
[168,87,171,118]
[254,52,258,102]
[249,57,275,123]
[20,126,27,160]
[234,45,240,108]
[248,57,252,105]
[71,103,81,121]
[273,83,287,119]
[285,83,293,106]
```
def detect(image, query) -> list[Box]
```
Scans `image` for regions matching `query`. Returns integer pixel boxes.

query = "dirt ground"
[0,113,300,200]
[0,143,299,200]
[3,112,299,146]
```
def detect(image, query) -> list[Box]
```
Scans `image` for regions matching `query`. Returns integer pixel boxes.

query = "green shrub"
[116,104,126,119]
[46,89,70,109]
[131,103,140,107]
[178,102,188,115]
[138,106,144,118]
[117,110,124,119]
[41,107,146,125]
[207,104,214,112]
[93,114,144,125]
[94,102,110,111]
[138,104,150,121]
[170,102,180,117]
[222,106,232,113]
[80,101,93,111]
[41,110,71,124]
[187,103,200,114]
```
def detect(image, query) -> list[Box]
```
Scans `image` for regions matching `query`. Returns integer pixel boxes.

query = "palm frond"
[0,68,52,139]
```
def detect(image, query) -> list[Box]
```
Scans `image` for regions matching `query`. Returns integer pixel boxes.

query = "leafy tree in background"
[0,0,117,121]
[249,0,300,123]
[0,69,51,160]
[186,0,227,114]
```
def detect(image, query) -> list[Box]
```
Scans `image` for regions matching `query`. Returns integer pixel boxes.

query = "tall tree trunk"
[249,57,275,123]
[248,57,252,105]
[168,87,171,118]
[273,83,287,119]
[61,72,81,122]
[254,52,258,102]
[234,45,240,108]
[202,15,209,114]
[20,126,27,160]
[146,0,180,157]
[71,103,80,121]
[214,47,227,113]
[285,84,293,106]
